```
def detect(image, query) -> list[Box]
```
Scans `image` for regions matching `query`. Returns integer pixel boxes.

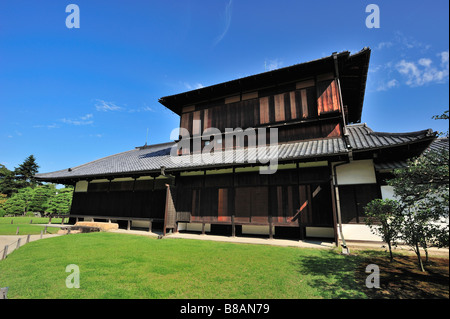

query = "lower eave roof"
[35,124,436,182]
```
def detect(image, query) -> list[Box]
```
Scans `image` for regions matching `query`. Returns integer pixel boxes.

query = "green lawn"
[0,217,63,235]
[0,232,367,299]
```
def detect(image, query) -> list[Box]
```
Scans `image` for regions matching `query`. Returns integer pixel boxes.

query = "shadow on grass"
[291,251,367,299]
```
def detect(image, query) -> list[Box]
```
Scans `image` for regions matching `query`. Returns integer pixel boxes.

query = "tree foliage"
[1,185,73,216]
[389,147,449,271]
[364,110,449,272]
[14,155,40,189]
[364,199,402,262]
[0,164,17,196]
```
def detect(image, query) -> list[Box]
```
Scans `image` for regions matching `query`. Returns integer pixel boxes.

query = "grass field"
[0,217,62,235]
[0,231,447,299]
[0,232,367,299]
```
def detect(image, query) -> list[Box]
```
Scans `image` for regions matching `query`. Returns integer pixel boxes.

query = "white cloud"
[80,113,93,120]
[61,118,93,126]
[33,123,60,129]
[374,31,431,52]
[128,105,156,113]
[213,0,233,46]
[374,41,393,50]
[184,82,204,91]
[396,51,449,87]
[61,114,94,126]
[95,99,124,112]
[376,79,399,91]
[265,59,283,71]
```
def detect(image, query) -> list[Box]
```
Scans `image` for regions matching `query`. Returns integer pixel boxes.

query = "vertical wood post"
[201,222,205,235]
[2,246,8,260]
[231,215,235,237]
[10,219,13,224]
[148,220,152,233]
[30,219,33,224]
[26,234,31,244]
[16,227,19,235]
[16,238,21,250]
[44,225,48,234]
[40,230,43,239]
[330,178,339,246]
[231,167,236,238]
[127,219,131,231]
[269,215,273,239]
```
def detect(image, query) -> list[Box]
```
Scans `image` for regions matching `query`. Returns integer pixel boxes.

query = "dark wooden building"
[36,48,437,243]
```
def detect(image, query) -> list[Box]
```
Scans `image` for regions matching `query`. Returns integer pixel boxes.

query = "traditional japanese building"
[35,48,437,243]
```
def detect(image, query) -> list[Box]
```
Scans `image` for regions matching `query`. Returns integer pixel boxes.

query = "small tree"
[47,187,73,215]
[0,164,19,196]
[29,184,57,214]
[364,199,402,262]
[389,147,449,272]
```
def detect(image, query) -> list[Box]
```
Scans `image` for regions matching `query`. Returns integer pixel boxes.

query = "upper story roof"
[159,48,371,124]
[35,123,435,183]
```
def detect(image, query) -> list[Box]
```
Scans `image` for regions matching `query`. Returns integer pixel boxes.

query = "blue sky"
[0,0,448,174]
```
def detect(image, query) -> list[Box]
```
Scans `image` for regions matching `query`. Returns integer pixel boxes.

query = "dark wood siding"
[339,184,380,223]
[71,181,167,220]
[175,167,333,228]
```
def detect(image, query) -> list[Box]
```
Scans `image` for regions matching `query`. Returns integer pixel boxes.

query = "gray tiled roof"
[345,123,434,150]
[35,124,435,181]
[374,136,448,172]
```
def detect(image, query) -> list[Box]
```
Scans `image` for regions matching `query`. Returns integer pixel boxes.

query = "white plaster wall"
[74,180,89,192]
[182,223,211,232]
[242,225,274,235]
[132,220,151,228]
[305,227,334,238]
[381,185,396,200]
[339,224,382,242]
[335,159,377,185]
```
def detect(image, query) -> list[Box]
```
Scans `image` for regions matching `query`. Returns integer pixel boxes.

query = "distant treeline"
[0,155,72,216]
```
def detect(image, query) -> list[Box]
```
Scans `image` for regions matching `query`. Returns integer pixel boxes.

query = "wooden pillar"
[231,215,235,238]
[148,220,152,233]
[268,171,273,240]
[2,245,8,260]
[269,215,273,239]
[201,222,205,235]
[231,167,236,237]
[330,178,339,246]
[127,219,131,231]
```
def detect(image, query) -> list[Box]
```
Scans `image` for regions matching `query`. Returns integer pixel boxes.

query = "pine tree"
[14,155,40,189]
[0,164,18,196]
[29,184,57,213]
